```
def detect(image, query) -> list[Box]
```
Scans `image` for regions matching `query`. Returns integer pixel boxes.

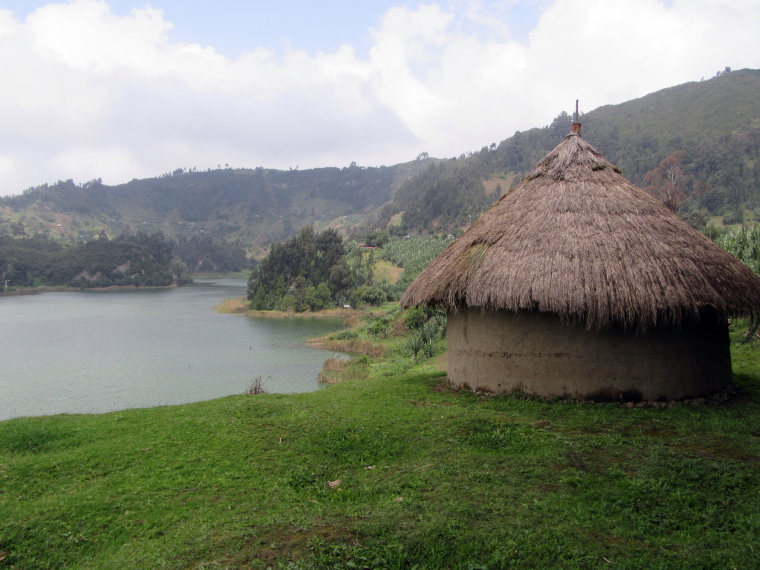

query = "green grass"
[2,338,760,568]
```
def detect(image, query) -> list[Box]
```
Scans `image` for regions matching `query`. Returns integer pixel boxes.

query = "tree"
[644,151,688,212]
[247,227,352,311]
[313,228,345,285]
[364,230,389,248]
[169,258,190,284]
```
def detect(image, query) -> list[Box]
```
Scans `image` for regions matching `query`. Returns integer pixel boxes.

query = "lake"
[0,279,346,421]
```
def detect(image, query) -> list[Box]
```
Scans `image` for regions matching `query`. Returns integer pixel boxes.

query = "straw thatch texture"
[402,133,760,331]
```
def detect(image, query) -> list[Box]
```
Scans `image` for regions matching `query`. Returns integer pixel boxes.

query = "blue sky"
[4,1,397,56]
[0,0,757,195]
[3,1,546,56]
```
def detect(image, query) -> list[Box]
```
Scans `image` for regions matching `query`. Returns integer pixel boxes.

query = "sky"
[0,0,759,196]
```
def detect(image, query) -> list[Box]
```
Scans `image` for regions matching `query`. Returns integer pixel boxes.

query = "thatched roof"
[402,131,760,330]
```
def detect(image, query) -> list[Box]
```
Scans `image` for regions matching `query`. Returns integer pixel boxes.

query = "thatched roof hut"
[402,126,760,401]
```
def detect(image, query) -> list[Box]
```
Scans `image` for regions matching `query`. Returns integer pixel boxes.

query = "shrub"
[404,307,426,330]
[331,330,359,341]
[317,339,385,358]
[407,313,447,359]
[367,319,388,337]
[407,332,425,359]
[723,208,746,226]
[279,293,297,312]
[353,285,387,307]
[245,376,268,395]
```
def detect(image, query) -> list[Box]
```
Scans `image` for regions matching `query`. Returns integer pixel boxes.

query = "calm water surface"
[0,279,345,420]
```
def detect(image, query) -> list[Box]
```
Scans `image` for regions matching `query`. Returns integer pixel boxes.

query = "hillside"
[0,231,190,289]
[0,161,430,251]
[374,68,760,234]
[2,68,759,248]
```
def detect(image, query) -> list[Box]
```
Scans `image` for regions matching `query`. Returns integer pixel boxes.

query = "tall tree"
[644,151,688,212]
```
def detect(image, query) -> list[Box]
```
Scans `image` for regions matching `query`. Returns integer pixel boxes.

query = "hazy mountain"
[2,68,759,249]
[375,68,760,234]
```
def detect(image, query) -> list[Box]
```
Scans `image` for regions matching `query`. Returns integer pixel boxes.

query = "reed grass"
[311,338,386,358]
[317,356,371,384]
[213,297,248,313]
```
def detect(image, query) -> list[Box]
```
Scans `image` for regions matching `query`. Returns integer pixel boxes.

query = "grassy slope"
[1,331,760,569]
[586,69,760,151]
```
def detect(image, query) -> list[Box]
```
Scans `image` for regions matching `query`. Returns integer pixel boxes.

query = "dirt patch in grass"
[194,524,360,567]
[676,436,760,462]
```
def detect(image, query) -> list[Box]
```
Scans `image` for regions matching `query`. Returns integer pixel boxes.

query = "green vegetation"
[4,222,760,566]
[405,307,447,359]
[317,354,373,384]
[716,225,760,273]
[4,70,760,244]
[246,231,449,313]
[0,161,429,250]
[368,69,760,234]
[1,320,759,568]
[0,226,248,288]
[0,231,190,289]
[715,225,760,339]
[378,235,451,292]
[376,158,495,233]
[247,226,363,311]
[172,234,248,274]
[4,67,760,569]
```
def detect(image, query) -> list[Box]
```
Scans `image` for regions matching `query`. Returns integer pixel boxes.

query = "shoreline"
[0,283,180,296]
[214,296,358,319]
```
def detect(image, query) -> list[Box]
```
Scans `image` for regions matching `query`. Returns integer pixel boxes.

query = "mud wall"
[447,309,732,401]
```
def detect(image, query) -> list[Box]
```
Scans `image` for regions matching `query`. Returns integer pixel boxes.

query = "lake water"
[0,279,345,421]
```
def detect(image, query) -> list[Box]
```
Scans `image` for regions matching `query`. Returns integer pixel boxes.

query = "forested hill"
[0,231,191,289]
[0,161,430,249]
[374,68,760,234]
[2,68,759,247]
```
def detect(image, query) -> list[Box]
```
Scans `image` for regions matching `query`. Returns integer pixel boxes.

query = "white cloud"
[29,1,176,74]
[0,0,759,196]
[0,155,14,177]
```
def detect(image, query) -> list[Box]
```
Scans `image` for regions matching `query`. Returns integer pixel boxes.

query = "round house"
[401,125,760,401]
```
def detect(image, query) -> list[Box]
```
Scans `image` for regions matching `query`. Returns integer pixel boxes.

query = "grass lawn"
[1,328,759,568]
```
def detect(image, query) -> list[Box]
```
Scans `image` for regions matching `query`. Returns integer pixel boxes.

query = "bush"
[331,330,358,341]
[404,307,426,330]
[367,319,389,337]
[279,293,297,312]
[681,208,709,230]
[374,280,402,302]
[408,317,445,359]
[353,285,387,307]
[723,208,746,226]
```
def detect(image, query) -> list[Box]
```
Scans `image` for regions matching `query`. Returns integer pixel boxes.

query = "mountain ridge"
[2,68,759,251]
